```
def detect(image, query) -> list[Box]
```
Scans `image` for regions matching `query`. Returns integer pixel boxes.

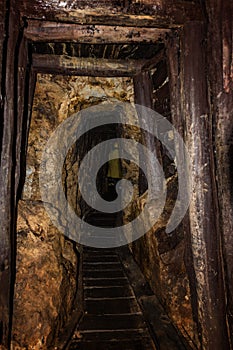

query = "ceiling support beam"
[32,54,144,77]
[25,21,170,43]
[19,0,203,28]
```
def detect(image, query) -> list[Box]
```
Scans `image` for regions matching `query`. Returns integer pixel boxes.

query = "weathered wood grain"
[206,0,233,344]
[180,21,230,350]
[166,31,200,348]
[0,3,21,348]
[0,0,6,120]
[25,21,170,43]
[19,0,203,28]
[32,54,144,76]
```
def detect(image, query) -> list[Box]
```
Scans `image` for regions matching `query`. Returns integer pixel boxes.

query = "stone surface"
[11,200,79,349]
[123,174,198,347]
[12,74,134,349]
[23,74,134,206]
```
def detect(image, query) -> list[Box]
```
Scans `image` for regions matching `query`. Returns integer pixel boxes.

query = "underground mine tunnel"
[0,1,233,350]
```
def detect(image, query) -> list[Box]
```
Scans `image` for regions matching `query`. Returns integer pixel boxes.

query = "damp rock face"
[12,200,79,349]
[12,74,134,348]
[124,174,199,348]
[23,74,134,202]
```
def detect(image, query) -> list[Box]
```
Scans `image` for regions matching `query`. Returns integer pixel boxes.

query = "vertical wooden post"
[179,21,230,349]
[16,68,37,200]
[15,36,29,199]
[166,31,200,347]
[206,0,233,344]
[133,71,154,195]
[134,71,154,109]
[0,0,6,128]
[0,4,28,348]
[133,70,163,197]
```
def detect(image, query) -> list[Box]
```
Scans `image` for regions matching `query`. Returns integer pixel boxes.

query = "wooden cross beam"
[19,0,203,28]
[25,21,170,43]
[32,54,145,77]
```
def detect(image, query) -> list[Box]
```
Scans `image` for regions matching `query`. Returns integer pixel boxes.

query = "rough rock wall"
[124,175,197,347]
[12,201,78,349]
[123,63,197,347]
[23,74,134,203]
[12,74,134,348]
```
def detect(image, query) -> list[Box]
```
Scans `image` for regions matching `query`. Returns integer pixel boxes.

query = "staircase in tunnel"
[64,180,192,350]
[63,209,193,350]
[66,207,157,350]
[68,247,156,350]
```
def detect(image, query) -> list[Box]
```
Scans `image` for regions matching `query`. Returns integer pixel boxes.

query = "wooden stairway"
[66,208,157,350]
[67,246,157,350]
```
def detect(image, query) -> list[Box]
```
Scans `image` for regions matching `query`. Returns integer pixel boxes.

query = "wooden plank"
[133,71,162,195]
[0,0,9,349]
[151,59,167,90]
[0,0,6,117]
[32,54,144,76]
[153,82,170,116]
[206,0,233,343]
[19,0,203,28]
[0,3,20,348]
[180,22,230,350]
[25,21,170,43]
[141,48,166,72]
[15,37,29,200]
[166,32,200,347]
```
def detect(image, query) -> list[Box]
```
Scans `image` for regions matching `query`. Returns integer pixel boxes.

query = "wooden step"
[85,298,140,315]
[83,277,129,287]
[67,244,156,350]
[78,314,147,331]
[84,269,125,279]
[84,285,133,299]
[69,339,154,350]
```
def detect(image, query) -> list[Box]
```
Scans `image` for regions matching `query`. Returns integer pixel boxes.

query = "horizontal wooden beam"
[32,54,144,77]
[25,21,170,43]
[20,0,203,28]
[141,48,166,71]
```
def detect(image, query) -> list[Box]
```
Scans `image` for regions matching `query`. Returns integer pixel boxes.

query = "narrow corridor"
[67,246,156,350]
[65,204,156,349]
[65,208,190,350]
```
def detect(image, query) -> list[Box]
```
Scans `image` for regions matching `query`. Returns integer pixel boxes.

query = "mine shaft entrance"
[14,33,193,349]
[0,2,231,348]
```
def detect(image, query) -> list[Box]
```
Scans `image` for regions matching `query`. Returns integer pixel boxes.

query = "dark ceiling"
[30,42,165,60]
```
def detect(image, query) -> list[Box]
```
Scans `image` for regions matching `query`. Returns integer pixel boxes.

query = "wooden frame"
[32,54,145,77]
[19,0,203,28]
[25,21,170,43]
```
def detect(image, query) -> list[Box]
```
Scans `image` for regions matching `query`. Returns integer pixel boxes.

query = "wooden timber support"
[141,48,166,72]
[133,71,153,195]
[19,0,203,28]
[206,0,233,344]
[0,3,21,348]
[32,54,144,77]
[0,2,32,348]
[133,71,163,196]
[172,22,230,350]
[25,21,170,43]
[166,31,201,349]
[0,0,232,349]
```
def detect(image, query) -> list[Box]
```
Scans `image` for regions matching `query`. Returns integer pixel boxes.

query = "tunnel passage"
[66,211,191,350]
[11,57,197,349]
[1,2,232,350]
